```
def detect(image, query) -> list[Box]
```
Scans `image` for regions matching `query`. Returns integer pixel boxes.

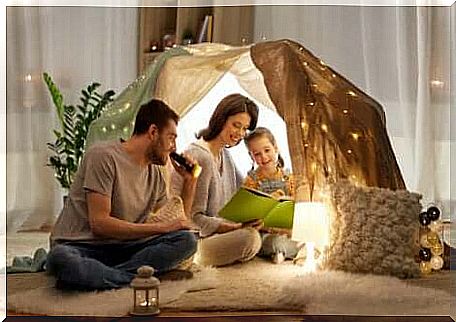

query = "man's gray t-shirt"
[51,140,167,245]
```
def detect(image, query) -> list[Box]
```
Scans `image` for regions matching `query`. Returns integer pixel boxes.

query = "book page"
[218,187,279,223]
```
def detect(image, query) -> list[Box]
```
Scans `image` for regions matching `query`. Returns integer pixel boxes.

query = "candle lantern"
[130,266,160,316]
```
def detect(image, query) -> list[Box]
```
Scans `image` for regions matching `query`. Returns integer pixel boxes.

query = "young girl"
[243,127,299,264]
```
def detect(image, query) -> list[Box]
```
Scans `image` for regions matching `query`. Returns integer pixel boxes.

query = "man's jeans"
[46,231,197,290]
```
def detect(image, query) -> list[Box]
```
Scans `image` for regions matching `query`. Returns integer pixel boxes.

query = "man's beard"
[146,139,168,165]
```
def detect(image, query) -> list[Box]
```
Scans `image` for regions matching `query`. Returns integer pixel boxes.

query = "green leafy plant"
[43,72,116,189]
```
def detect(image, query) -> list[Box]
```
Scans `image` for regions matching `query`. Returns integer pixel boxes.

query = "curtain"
[253,5,454,219]
[6,4,454,232]
[6,6,138,232]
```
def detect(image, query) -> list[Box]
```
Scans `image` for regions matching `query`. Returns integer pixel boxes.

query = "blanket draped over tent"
[87,39,405,201]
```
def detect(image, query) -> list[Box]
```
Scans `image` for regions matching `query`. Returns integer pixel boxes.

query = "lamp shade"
[291,202,330,248]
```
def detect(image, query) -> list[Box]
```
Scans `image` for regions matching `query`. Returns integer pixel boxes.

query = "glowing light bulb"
[347,149,352,154]
[24,74,32,82]
[321,124,328,132]
[343,109,348,114]
[347,90,357,97]
[311,162,317,173]
[350,132,360,140]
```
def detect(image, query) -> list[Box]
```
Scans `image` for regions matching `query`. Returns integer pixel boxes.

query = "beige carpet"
[7,259,456,317]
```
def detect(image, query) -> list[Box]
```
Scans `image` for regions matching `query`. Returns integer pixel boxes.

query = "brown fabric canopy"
[153,39,406,201]
[251,40,405,201]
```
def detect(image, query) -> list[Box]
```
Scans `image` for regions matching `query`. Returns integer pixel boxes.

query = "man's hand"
[170,152,199,217]
[169,152,199,181]
[165,217,195,232]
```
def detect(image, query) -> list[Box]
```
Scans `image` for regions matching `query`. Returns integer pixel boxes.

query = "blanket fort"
[87,39,405,202]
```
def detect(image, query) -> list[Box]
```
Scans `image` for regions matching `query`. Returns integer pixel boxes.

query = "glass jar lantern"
[130,266,160,316]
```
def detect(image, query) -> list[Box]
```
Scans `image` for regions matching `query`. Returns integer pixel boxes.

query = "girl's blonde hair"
[244,127,285,168]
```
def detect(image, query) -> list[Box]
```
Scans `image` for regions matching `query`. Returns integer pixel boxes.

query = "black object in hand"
[170,152,194,173]
[170,152,202,178]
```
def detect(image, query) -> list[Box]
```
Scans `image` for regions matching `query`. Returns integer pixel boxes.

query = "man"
[46,99,198,290]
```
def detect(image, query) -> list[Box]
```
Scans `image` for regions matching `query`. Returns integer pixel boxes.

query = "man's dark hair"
[132,99,179,135]
[197,93,259,141]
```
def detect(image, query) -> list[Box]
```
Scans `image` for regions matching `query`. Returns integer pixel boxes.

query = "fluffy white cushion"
[323,180,422,278]
[147,196,186,223]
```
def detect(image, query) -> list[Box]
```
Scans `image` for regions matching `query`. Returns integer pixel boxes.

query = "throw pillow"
[323,180,422,278]
[147,195,186,224]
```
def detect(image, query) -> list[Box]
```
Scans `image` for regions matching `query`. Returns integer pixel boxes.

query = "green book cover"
[218,187,294,229]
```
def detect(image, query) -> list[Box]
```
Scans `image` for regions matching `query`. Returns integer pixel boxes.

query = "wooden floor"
[5,314,455,322]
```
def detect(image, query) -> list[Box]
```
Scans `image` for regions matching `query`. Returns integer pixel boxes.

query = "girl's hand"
[270,189,285,200]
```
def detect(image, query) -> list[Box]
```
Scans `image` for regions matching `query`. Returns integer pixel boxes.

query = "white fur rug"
[7,259,455,317]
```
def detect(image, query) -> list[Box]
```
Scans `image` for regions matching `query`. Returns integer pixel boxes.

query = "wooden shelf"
[137,6,254,75]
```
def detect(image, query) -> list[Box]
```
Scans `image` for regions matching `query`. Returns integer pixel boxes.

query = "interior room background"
[6,5,455,233]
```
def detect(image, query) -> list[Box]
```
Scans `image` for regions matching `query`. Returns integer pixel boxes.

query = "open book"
[218,187,294,229]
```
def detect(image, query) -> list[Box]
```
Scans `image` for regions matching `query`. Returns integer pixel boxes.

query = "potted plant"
[43,72,116,190]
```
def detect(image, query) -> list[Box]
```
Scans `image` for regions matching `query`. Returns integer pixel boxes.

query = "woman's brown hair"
[197,94,259,141]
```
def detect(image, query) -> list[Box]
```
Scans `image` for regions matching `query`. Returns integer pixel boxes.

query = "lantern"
[130,266,160,316]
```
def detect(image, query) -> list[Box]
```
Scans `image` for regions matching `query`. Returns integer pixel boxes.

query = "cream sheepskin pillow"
[147,196,186,223]
[323,180,422,278]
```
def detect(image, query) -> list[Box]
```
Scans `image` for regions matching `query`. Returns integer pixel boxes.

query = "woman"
[170,93,262,267]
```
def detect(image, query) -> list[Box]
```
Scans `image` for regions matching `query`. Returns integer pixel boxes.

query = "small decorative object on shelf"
[162,34,177,50]
[418,204,445,275]
[150,40,160,52]
[130,266,160,316]
[197,15,213,43]
[182,28,194,46]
